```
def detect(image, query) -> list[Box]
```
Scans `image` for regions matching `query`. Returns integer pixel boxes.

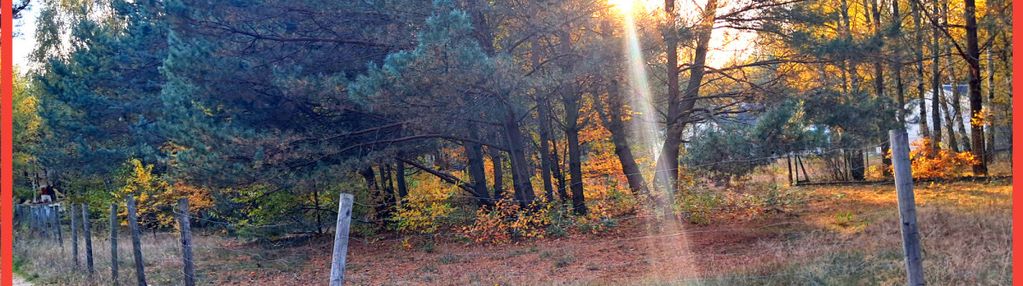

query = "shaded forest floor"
[13,180,1010,285]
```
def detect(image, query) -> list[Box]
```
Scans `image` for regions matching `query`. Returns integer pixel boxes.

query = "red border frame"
[1010,0,1018,281]
[2,0,13,284]
[1,0,11,283]
[1,0,10,283]
[0,0,1013,285]
[1014,0,1022,281]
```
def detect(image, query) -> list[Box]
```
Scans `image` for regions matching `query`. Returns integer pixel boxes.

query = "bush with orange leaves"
[118,158,213,228]
[459,198,553,244]
[897,138,979,179]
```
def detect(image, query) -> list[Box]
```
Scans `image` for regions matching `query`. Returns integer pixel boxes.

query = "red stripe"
[1,0,13,284]
[1013,0,1022,283]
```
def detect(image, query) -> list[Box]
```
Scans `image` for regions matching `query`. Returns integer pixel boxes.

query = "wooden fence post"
[52,205,63,249]
[177,198,196,286]
[31,207,41,238]
[126,196,148,286]
[70,204,79,268]
[81,203,94,274]
[110,203,120,286]
[889,129,925,286]
[45,207,52,238]
[328,193,354,286]
[38,207,47,239]
[28,207,35,236]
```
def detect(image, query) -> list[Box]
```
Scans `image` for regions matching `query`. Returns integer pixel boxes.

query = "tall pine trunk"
[600,80,650,195]
[963,0,987,174]
[489,148,505,201]
[557,29,587,214]
[531,42,557,203]
[930,0,944,149]
[892,0,906,125]
[870,0,892,175]
[503,111,537,205]
[655,0,682,198]
[941,86,961,152]
[465,131,492,205]
[395,160,408,204]
[549,135,569,202]
[912,0,929,139]
[537,97,557,202]
[654,0,717,200]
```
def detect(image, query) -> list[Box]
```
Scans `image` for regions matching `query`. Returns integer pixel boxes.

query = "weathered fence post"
[70,204,80,268]
[28,207,35,236]
[52,205,63,249]
[889,129,925,286]
[126,196,148,286]
[31,207,41,238]
[177,198,196,286]
[37,207,47,239]
[110,203,120,286]
[328,193,354,286]
[44,206,53,240]
[81,203,95,274]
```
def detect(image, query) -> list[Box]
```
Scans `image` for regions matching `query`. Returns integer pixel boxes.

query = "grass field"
[13,180,1010,285]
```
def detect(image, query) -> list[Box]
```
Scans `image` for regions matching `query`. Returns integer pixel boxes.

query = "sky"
[10,1,754,71]
[13,5,38,72]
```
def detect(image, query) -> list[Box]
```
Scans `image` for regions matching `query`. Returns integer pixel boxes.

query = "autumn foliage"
[460,198,554,244]
[901,138,979,179]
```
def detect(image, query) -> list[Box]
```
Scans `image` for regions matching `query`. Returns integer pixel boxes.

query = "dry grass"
[13,229,311,285]
[688,180,1012,285]
[12,180,1010,285]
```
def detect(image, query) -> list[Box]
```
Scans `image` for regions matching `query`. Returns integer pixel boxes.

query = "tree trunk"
[598,80,650,196]
[313,188,322,234]
[395,160,408,204]
[963,0,987,175]
[532,41,557,203]
[465,136,492,205]
[892,0,906,125]
[358,167,386,224]
[840,0,860,92]
[549,137,569,203]
[537,98,556,202]
[379,164,395,219]
[948,62,971,151]
[489,148,505,201]
[655,0,681,200]
[941,86,961,152]
[566,124,586,215]
[556,29,587,215]
[654,0,717,199]
[930,0,943,149]
[912,0,929,139]
[870,0,891,176]
[503,111,537,205]
[849,149,866,180]
[986,48,995,164]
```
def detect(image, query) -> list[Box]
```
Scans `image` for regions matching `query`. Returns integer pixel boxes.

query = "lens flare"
[608,0,638,14]
[616,5,702,281]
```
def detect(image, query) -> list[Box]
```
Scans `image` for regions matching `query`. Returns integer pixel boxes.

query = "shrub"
[118,158,213,229]
[393,172,457,234]
[460,198,553,244]
[895,138,979,179]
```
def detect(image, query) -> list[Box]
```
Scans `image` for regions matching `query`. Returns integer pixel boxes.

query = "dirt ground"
[203,180,1009,286]
[14,180,1010,285]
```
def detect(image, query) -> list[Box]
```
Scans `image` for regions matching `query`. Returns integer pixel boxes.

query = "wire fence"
[9,139,1010,284]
